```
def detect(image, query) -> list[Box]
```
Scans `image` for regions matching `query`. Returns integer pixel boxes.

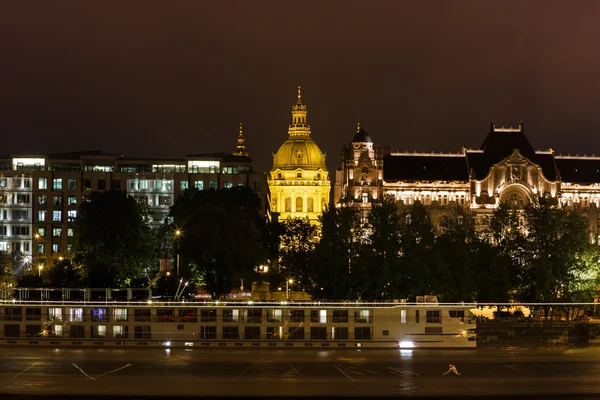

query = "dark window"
[332,310,348,323]
[425,327,443,334]
[178,309,197,322]
[222,309,239,322]
[244,326,261,340]
[5,307,22,321]
[265,327,279,340]
[4,324,20,337]
[382,330,390,336]
[98,179,106,190]
[223,326,239,339]
[426,310,441,324]
[25,308,41,321]
[69,326,85,339]
[84,179,92,190]
[200,326,217,339]
[415,310,420,324]
[134,309,151,322]
[156,309,174,322]
[290,310,305,323]
[354,327,371,340]
[333,327,348,340]
[310,327,327,340]
[244,309,262,323]
[288,327,304,340]
[449,310,465,321]
[134,326,151,339]
[112,180,121,190]
[26,325,41,337]
[200,309,217,322]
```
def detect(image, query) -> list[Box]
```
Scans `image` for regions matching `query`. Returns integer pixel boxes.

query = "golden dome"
[271,86,327,171]
[272,138,327,170]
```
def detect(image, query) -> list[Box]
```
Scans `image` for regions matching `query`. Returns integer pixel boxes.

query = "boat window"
[449,310,465,321]
[92,308,108,322]
[69,308,83,322]
[332,327,348,340]
[332,310,348,323]
[310,310,327,323]
[157,309,174,322]
[179,309,197,322]
[25,308,41,321]
[267,309,282,322]
[223,309,239,322]
[113,308,128,321]
[290,310,305,323]
[401,310,407,324]
[134,309,151,322]
[223,326,239,339]
[415,310,420,323]
[426,310,441,323]
[243,309,262,323]
[200,309,216,322]
[354,309,371,323]
[354,327,371,340]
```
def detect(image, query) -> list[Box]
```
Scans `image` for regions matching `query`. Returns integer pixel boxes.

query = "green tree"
[312,204,364,299]
[397,201,437,300]
[168,187,267,298]
[478,203,524,303]
[277,217,319,291]
[433,206,482,302]
[73,190,158,287]
[0,251,17,298]
[358,195,402,300]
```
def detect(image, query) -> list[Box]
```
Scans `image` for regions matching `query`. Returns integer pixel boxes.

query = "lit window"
[180,181,189,190]
[194,181,203,190]
[69,308,83,322]
[54,325,63,337]
[362,192,369,203]
[38,243,45,254]
[38,210,46,222]
[401,310,407,324]
[224,182,232,189]
[39,195,46,205]
[296,197,303,212]
[68,228,74,237]
[53,178,62,190]
[52,243,60,253]
[68,178,77,190]
[97,325,107,337]
[38,228,46,237]
[67,210,77,221]
[38,178,47,190]
[285,197,291,212]
[52,228,62,237]
[52,211,62,222]
[114,309,128,321]
[67,195,77,205]
[307,197,314,212]
[209,181,217,190]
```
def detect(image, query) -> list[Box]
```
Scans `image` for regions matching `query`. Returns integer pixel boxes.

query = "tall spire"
[289,85,310,137]
[233,122,249,157]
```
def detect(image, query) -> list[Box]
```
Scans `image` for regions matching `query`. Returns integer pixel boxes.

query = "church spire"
[233,122,249,157]
[289,85,310,137]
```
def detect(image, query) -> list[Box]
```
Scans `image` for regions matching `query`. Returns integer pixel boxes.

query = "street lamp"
[286,279,293,300]
[38,264,43,277]
[174,229,182,276]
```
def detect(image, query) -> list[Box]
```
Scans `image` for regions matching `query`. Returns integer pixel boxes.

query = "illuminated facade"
[0,133,266,268]
[335,122,600,236]
[268,87,330,223]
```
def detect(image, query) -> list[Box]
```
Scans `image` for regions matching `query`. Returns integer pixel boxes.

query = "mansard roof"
[383,153,469,182]
[555,156,600,184]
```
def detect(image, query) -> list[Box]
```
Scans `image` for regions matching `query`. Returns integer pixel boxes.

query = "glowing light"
[162,341,172,347]
[399,340,415,349]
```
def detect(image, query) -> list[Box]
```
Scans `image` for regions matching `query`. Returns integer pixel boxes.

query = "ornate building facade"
[268,87,331,223]
[335,122,600,236]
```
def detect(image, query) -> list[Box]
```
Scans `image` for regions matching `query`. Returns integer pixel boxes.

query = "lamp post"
[174,229,182,276]
[286,279,293,300]
[38,264,43,278]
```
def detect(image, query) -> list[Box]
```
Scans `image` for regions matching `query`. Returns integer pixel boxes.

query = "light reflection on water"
[399,349,413,359]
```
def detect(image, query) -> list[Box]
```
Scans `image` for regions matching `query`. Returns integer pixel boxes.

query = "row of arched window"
[284,196,315,212]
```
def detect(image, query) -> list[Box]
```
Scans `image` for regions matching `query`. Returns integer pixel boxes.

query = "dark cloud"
[1,1,599,171]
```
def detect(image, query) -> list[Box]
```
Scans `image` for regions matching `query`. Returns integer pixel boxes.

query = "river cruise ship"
[0,288,476,349]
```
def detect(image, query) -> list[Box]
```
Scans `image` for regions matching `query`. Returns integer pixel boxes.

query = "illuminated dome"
[271,85,327,171]
[272,138,327,170]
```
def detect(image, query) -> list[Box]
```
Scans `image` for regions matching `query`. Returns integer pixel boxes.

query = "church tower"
[268,86,330,223]
[233,123,249,156]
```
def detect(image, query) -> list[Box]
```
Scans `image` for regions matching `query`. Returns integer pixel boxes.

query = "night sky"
[2,1,600,173]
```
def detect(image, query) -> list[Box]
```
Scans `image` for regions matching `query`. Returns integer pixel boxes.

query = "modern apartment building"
[0,147,266,269]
